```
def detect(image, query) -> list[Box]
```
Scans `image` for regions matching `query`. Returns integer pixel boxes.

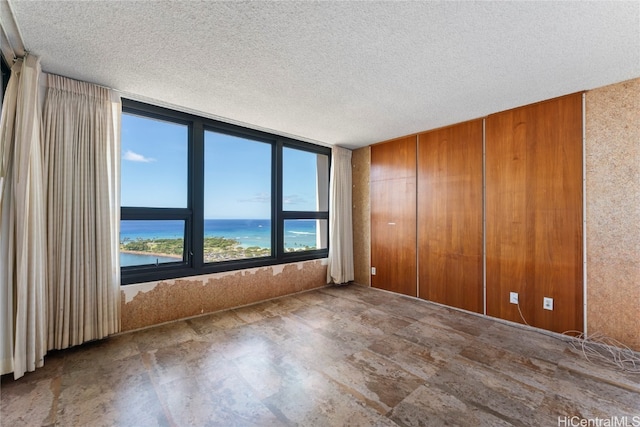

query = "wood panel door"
[486,93,583,334]
[370,136,417,297]
[417,120,483,313]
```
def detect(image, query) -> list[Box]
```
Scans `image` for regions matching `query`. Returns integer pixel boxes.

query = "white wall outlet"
[371,267,376,275]
[509,292,519,304]
[543,297,554,311]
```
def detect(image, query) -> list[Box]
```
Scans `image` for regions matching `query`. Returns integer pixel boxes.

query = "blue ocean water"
[120,252,179,266]
[120,219,320,266]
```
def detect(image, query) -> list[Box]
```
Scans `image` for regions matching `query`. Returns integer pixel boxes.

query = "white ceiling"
[5,1,640,149]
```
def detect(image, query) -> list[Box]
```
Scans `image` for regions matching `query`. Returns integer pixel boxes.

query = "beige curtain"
[326,146,354,284]
[0,55,48,379]
[42,74,121,349]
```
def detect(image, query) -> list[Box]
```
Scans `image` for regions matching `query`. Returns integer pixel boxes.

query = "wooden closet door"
[370,136,417,297]
[417,120,483,313]
[486,93,583,334]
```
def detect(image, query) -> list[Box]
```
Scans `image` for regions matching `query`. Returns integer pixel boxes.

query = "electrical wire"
[515,301,639,374]
[515,301,530,326]
[563,330,640,374]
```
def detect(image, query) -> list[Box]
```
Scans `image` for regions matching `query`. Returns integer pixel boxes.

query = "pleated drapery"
[326,146,354,285]
[42,74,121,350]
[0,55,48,379]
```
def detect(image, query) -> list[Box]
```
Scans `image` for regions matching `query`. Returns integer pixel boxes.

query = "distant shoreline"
[120,249,181,259]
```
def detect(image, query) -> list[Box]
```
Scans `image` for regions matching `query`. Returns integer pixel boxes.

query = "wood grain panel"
[371,136,417,182]
[486,93,583,334]
[370,138,417,297]
[417,120,483,313]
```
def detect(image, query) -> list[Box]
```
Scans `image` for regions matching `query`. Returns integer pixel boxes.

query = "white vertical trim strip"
[582,92,588,337]
[415,134,420,298]
[482,118,487,316]
[368,146,372,286]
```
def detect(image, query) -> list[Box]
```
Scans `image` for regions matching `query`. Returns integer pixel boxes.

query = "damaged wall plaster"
[121,259,328,331]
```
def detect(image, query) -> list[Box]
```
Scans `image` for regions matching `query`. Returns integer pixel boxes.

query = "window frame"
[279,141,330,257]
[120,99,330,285]
[1,55,10,105]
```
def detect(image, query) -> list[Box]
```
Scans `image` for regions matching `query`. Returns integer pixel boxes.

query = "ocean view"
[120,219,319,266]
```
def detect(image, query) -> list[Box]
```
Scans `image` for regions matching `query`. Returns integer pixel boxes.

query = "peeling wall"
[352,147,371,286]
[585,78,640,350]
[121,259,328,331]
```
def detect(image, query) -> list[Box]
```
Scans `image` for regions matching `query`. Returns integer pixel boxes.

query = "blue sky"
[121,113,323,219]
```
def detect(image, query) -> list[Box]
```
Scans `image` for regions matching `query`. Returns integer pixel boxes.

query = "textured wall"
[121,260,328,331]
[586,78,640,351]
[352,147,371,286]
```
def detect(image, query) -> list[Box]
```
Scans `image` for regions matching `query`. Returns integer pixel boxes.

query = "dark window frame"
[120,99,330,285]
[2,55,11,104]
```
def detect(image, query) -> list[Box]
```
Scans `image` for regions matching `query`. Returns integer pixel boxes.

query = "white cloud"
[239,193,270,203]
[123,150,155,163]
[283,194,306,205]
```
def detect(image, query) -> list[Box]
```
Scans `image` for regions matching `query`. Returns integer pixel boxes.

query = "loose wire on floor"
[514,302,639,374]
[563,330,640,374]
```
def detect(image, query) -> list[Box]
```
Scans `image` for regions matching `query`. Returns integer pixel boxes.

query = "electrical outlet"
[509,292,519,304]
[371,267,376,276]
[543,297,553,311]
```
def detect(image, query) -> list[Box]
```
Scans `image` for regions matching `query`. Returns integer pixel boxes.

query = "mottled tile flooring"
[2,284,639,426]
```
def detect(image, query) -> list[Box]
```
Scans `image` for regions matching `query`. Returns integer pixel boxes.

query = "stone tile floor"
[2,284,639,426]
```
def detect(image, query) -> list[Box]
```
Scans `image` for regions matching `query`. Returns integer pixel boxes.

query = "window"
[204,130,272,263]
[282,147,330,252]
[120,219,186,267]
[121,113,188,208]
[120,100,330,284]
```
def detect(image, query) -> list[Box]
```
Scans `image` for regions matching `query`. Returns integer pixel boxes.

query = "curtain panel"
[42,74,121,350]
[326,146,354,285]
[0,55,48,379]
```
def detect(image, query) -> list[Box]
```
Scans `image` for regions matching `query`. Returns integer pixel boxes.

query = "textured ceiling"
[7,1,640,149]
